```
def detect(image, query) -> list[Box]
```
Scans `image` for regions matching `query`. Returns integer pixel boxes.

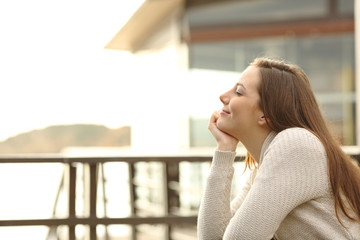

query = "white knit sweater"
[198,128,360,239]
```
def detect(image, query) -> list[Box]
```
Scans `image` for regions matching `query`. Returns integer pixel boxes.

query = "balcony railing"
[0,153,218,240]
[0,150,359,240]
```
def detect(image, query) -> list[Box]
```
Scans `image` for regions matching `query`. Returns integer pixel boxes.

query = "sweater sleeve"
[198,128,329,240]
[197,150,236,240]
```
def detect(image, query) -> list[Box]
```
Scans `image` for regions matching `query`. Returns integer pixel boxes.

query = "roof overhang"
[105,0,184,52]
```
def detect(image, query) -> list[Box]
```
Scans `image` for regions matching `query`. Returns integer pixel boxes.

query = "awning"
[105,0,184,52]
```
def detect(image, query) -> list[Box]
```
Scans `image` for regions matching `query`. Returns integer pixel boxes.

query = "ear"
[258,115,268,126]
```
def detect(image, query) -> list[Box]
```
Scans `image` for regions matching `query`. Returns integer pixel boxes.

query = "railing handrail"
[0,145,359,163]
[0,154,215,163]
[0,215,198,226]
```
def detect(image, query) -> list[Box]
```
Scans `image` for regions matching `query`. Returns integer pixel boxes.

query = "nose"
[220,90,230,105]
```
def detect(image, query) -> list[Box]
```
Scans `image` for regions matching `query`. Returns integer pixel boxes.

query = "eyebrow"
[236,83,246,90]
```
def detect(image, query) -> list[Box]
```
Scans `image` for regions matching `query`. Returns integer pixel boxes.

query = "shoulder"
[264,127,327,164]
[261,128,329,189]
[272,127,324,151]
[257,128,330,204]
[276,127,320,141]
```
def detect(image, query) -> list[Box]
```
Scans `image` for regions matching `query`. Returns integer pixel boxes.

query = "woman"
[197,57,360,239]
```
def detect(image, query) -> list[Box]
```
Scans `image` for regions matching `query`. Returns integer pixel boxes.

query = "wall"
[130,6,190,153]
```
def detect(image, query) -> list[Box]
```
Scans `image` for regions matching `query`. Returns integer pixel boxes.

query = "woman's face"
[216,66,264,140]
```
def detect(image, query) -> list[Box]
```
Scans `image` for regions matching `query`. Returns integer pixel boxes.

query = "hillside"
[0,124,131,154]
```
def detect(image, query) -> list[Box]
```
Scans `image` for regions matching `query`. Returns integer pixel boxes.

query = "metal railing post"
[69,163,77,240]
[163,161,180,240]
[89,163,98,240]
[128,162,137,240]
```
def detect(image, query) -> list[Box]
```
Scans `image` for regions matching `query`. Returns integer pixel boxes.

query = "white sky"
[0,0,144,141]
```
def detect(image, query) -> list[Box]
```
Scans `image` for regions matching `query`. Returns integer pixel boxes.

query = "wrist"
[216,143,237,152]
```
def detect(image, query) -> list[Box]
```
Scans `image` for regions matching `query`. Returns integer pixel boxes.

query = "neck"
[240,128,271,163]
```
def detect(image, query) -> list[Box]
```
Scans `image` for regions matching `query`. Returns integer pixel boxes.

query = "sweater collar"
[259,131,277,165]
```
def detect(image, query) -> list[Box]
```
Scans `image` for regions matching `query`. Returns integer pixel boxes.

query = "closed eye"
[235,91,243,96]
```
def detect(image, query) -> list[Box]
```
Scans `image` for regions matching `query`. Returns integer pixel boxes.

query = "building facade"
[106,0,356,151]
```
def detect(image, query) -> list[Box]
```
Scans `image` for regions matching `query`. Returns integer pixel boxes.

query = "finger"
[209,111,220,130]
[211,111,220,122]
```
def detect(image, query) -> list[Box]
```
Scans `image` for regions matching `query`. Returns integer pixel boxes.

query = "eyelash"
[235,91,242,96]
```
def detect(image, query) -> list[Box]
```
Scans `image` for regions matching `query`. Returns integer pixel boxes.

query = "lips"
[220,109,230,115]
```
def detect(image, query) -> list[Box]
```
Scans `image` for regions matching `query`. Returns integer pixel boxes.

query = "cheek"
[215,117,226,130]
[216,115,237,135]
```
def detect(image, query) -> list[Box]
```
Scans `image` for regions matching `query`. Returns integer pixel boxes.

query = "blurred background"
[0,0,357,239]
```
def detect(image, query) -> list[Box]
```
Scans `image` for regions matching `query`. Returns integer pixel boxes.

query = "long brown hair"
[247,57,360,224]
